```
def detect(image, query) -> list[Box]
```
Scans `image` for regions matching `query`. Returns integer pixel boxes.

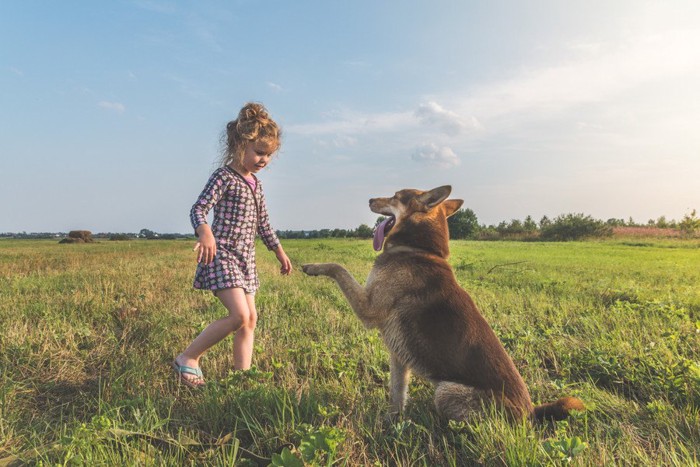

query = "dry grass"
[612,227,683,238]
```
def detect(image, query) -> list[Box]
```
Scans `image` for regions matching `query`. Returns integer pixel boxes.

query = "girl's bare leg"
[232,293,257,370]
[175,287,251,383]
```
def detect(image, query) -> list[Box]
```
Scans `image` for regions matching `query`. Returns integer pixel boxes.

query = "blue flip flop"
[171,361,205,388]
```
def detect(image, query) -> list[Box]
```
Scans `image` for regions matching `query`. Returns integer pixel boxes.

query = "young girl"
[172,102,292,388]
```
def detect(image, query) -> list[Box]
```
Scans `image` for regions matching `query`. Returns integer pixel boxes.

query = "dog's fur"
[302,186,583,422]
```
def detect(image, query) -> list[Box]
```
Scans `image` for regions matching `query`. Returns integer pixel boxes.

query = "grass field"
[1,238,699,465]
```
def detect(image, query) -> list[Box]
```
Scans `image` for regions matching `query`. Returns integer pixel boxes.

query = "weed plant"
[0,238,698,465]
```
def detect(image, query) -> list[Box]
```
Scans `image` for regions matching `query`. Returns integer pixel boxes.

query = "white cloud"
[412,143,460,169]
[457,28,700,124]
[287,109,414,136]
[9,66,24,76]
[415,101,479,135]
[331,134,358,148]
[97,101,126,113]
[286,100,487,146]
[267,82,283,92]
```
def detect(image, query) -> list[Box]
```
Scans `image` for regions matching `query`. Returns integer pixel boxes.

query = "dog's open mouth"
[373,216,395,251]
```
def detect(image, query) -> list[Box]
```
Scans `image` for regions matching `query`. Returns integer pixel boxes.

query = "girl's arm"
[256,183,292,274]
[190,169,228,264]
[194,224,216,264]
[190,169,226,231]
[274,244,292,275]
[256,185,281,251]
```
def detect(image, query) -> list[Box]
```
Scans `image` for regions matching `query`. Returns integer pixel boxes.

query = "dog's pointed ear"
[443,199,464,217]
[420,185,452,208]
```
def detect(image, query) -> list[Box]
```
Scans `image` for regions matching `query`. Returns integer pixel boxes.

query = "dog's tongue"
[373,217,395,251]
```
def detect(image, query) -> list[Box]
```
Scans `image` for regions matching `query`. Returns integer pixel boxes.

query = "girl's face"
[240,140,276,175]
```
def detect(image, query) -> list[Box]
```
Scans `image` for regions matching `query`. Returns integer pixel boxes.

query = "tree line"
[446,208,700,241]
[3,209,697,242]
[277,208,700,241]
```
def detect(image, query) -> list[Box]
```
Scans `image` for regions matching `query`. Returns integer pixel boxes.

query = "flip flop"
[171,361,205,388]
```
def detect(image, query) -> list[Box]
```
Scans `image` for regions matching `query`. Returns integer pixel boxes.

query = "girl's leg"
[232,293,258,370]
[175,287,251,383]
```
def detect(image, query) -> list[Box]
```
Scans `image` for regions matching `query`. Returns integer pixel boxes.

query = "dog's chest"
[365,267,379,288]
[380,314,434,377]
[381,315,410,359]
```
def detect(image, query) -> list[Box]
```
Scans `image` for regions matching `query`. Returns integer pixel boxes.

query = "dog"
[302,185,583,422]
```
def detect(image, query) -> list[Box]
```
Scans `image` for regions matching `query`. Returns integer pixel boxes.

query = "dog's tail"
[533,396,585,422]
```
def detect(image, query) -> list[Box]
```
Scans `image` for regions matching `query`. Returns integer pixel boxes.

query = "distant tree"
[606,218,626,227]
[508,219,525,234]
[523,215,538,232]
[539,215,551,228]
[447,208,479,239]
[656,216,669,228]
[678,209,699,236]
[496,221,508,234]
[540,213,612,241]
[139,228,157,239]
[355,224,373,238]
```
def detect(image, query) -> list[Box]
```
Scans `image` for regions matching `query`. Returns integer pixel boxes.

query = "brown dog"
[302,185,583,422]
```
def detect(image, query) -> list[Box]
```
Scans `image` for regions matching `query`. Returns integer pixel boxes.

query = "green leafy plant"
[541,418,589,463]
[298,427,346,465]
[542,435,588,462]
[270,447,304,467]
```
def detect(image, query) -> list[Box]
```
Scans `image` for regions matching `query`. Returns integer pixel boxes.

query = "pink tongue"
[373,217,394,251]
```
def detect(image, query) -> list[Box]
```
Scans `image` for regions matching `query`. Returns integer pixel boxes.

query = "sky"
[2,0,699,233]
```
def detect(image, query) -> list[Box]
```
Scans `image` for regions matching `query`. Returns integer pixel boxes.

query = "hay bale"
[59,230,93,244]
[68,230,94,243]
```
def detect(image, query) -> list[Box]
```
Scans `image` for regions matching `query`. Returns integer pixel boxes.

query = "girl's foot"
[172,355,205,388]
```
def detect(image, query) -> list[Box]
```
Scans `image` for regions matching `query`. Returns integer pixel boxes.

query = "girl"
[172,102,292,388]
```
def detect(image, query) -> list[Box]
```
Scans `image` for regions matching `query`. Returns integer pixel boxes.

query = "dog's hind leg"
[302,263,376,324]
[434,382,486,422]
[389,353,411,416]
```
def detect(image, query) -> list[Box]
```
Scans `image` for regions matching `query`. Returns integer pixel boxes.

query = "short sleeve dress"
[190,166,280,294]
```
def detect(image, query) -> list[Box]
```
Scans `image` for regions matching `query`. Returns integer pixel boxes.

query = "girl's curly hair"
[219,102,281,168]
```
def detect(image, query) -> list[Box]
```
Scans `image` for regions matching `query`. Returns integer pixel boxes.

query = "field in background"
[612,227,682,238]
[1,238,699,465]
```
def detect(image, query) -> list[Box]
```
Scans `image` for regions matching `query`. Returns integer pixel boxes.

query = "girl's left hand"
[275,246,293,275]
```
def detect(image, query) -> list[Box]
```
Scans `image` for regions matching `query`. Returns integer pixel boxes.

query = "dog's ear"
[420,185,452,208]
[443,199,464,217]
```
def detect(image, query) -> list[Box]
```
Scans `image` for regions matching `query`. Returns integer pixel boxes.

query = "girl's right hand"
[194,227,217,264]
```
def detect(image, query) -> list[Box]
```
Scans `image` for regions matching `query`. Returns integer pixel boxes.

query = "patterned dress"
[190,166,280,294]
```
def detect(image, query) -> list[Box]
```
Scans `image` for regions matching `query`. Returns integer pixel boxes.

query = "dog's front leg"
[302,263,375,324]
[389,352,411,416]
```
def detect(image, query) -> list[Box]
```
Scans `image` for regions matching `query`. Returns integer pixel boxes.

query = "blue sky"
[2,1,699,233]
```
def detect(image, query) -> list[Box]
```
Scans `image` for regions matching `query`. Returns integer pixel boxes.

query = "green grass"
[1,238,699,465]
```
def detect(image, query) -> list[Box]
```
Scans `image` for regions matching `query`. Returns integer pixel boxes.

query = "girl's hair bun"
[235,102,273,141]
[220,102,281,168]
